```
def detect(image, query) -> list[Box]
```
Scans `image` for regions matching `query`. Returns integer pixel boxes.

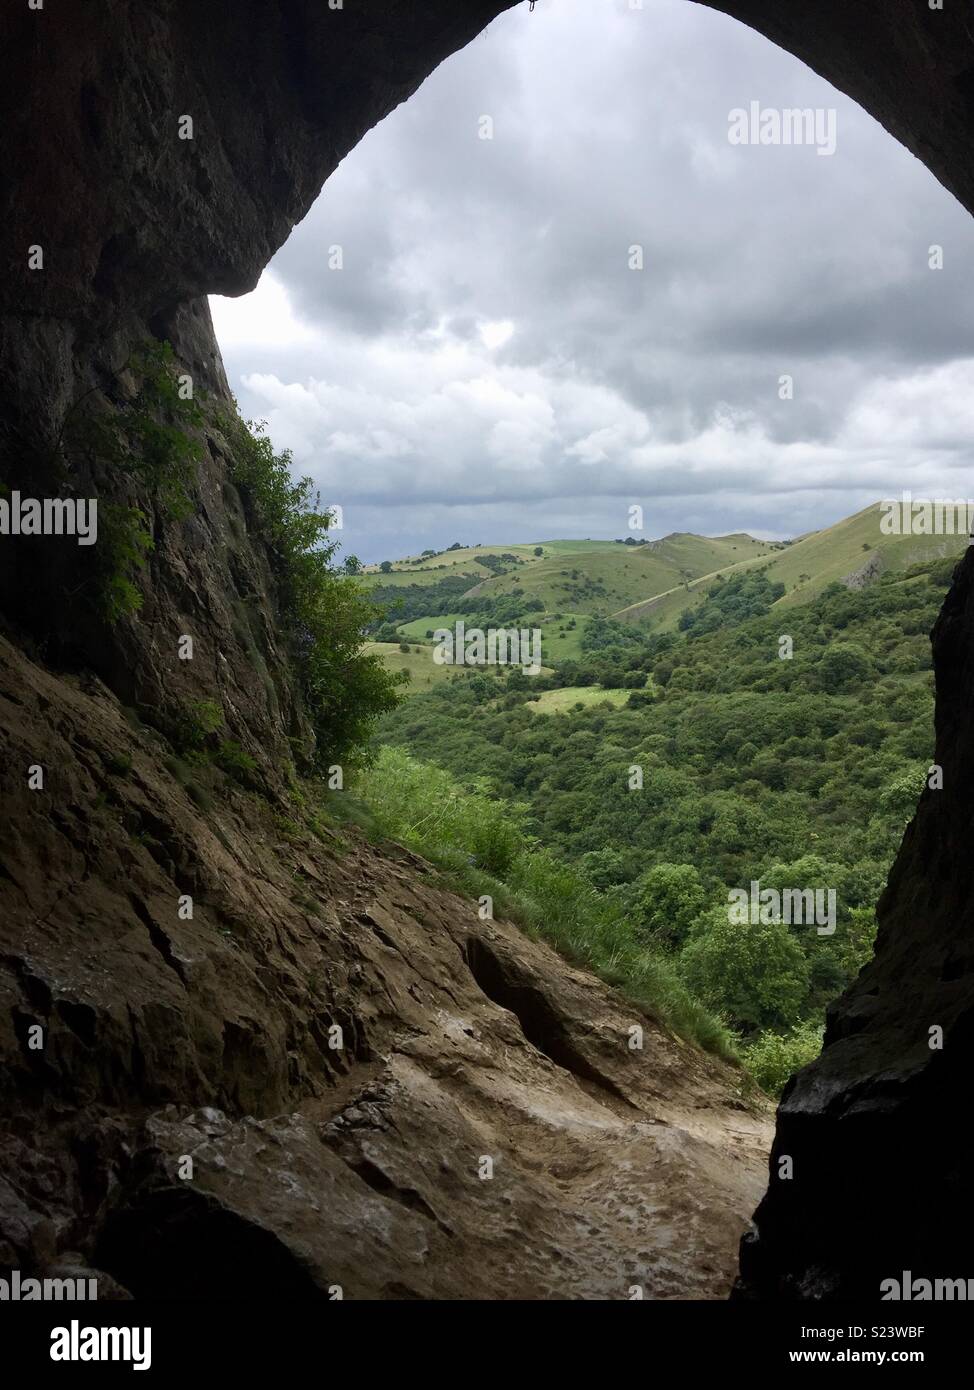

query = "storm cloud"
[210,0,974,562]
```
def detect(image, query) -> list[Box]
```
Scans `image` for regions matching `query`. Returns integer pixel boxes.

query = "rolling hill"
[362,503,970,685]
[616,503,969,630]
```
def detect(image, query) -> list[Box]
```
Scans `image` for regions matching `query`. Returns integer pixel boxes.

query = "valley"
[356,509,961,1095]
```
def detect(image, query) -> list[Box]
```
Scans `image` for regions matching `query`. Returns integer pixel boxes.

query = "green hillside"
[456,533,775,616]
[653,531,774,575]
[362,543,543,586]
[363,503,970,677]
[763,502,968,607]
[615,503,969,631]
[362,641,501,692]
[366,550,957,1086]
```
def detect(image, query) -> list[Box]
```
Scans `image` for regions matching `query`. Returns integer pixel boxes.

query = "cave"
[1,0,974,1327]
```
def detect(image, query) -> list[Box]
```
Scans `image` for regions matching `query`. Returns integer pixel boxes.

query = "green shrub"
[62,342,205,621]
[679,911,811,1034]
[740,1022,824,1097]
[219,415,402,771]
[631,862,707,946]
[95,504,154,621]
[215,739,260,784]
[171,699,224,757]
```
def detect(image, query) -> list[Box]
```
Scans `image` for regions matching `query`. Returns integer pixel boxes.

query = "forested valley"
[353,549,955,1093]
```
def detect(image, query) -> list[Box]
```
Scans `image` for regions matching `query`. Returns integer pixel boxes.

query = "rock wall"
[0,0,516,776]
[1,0,974,1298]
[0,625,770,1297]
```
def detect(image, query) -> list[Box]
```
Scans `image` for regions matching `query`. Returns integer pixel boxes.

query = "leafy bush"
[631,862,707,946]
[740,1022,823,1097]
[679,912,811,1034]
[62,342,205,620]
[96,504,154,622]
[215,739,260,784]
[219,415,402,770]
[172,699,224,757]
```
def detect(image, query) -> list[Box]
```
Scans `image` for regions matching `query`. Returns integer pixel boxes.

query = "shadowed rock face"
[0,626,771,1297]
[0,0,517,769]
[1,0,973,1298]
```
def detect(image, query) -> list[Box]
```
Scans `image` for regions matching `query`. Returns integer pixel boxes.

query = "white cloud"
[209,0,974,561]
[210,271,316,350]
[480,320,515,350]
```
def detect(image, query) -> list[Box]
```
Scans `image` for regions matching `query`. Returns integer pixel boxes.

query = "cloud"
[210,0,974,562]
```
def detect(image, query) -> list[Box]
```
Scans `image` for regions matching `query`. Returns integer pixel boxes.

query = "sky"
[210,0,974,565]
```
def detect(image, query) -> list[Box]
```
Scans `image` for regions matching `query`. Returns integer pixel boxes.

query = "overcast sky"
[210,0,974,564]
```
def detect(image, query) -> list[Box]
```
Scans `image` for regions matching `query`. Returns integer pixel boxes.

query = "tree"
[580,848,631,888]
[632,863,706,945]
[379,560,393,573]
[740,1022,823,1097]
[834,906,878,976]
[679,913,810,1034]
[819,641,872,691]
[878,765,926,822]
[533,546,544,556]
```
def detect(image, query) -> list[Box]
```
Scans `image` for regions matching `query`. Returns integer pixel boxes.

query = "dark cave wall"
[1,0,974,1297]
[0,0,517,771]
[1,0,519,321]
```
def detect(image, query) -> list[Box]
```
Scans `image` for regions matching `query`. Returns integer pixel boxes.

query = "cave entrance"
[208,0,972,1106]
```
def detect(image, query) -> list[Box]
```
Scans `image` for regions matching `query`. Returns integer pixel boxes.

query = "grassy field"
[534,613,591,662]
[395,613,467,642]
[524,686,637,713]
[395,610,591,662]
[362,641,488,692]
[365,641,554,695]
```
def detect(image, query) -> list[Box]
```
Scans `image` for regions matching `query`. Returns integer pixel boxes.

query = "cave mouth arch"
[2,0,974,1310]
[193,0,971,1304]
[203,0,974,1301]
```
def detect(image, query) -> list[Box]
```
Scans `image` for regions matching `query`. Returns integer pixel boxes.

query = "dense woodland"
[358,554,954,1092]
